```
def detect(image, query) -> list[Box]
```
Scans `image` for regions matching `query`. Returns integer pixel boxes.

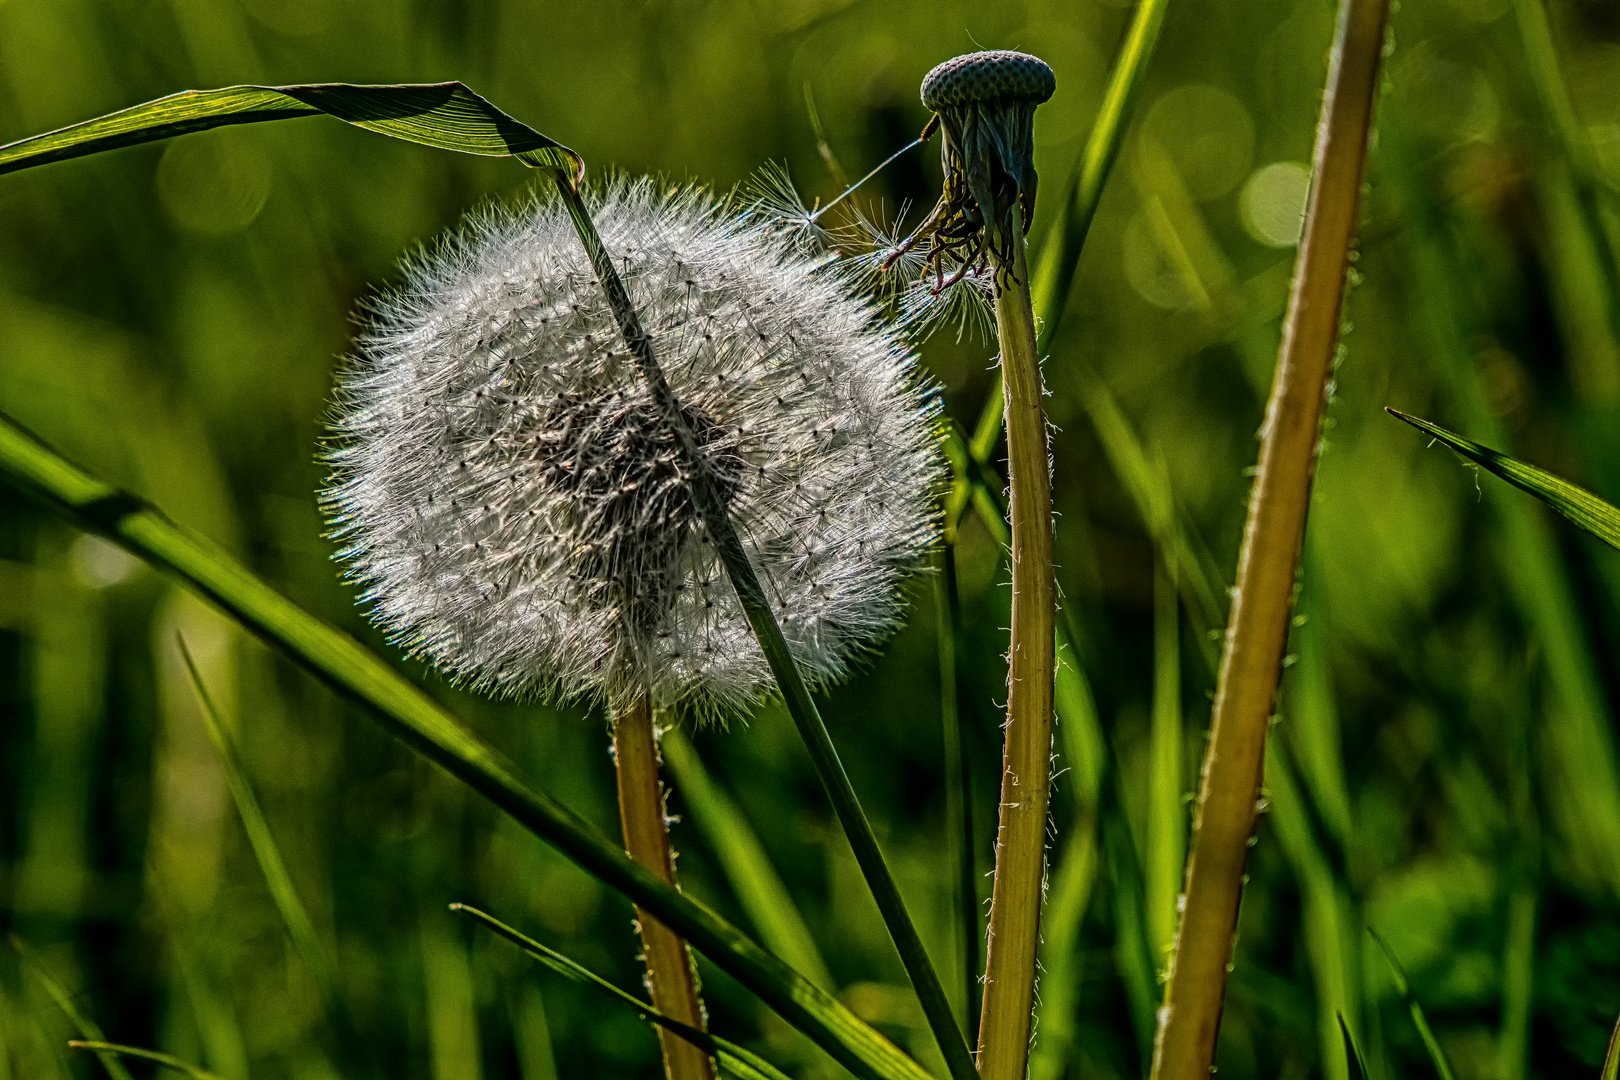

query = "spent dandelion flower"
[324,175,944,1080]
[322,178,942,717]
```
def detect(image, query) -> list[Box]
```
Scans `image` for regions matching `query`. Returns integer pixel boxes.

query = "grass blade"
[934,538,981,1039]
[660,727,835,991]
[176,639,342,1010]
[453,905,794,1080]
[955,0,1171,484]
[1029,0,1172,348]
[68,1043,222,1080]
[1339,1013,1370,1080]
[1603,1012,1620,1080]
[1152,0,1391,1075]
[12,938,134,1080]
[1367,928,1457,1080]
[0,83,580,180]
[1386,408,1620,550]
[0,412,930,1080]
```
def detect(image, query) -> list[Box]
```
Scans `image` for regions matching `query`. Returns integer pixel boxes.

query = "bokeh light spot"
[1240,162,1311,248]
[157,129,272,236]
[1141,84,1255,201]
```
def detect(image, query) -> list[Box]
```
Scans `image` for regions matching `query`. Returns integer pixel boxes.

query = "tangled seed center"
[535,392,745,632]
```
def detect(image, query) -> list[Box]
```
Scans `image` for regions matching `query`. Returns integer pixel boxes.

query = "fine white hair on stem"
[323,178,943,716]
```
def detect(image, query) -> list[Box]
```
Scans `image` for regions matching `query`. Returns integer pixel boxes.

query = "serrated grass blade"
[11,938,134,1080]
[0,412,930,1080]
[452,906,794,1080]
[1367,928,1457,1080]
[0,83,581,181]
[1386,408,1620,550]
[69,1043,223,1080]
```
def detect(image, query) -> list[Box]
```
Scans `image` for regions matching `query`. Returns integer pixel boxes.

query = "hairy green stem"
[1149,0,1390,1077]
[976,230,1056,1080]
[553,177,977,1080]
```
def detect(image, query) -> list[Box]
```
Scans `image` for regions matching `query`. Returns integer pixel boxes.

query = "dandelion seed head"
[324,179,942,715]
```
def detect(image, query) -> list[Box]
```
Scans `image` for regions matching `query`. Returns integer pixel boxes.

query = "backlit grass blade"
[660,727,835,991]
[1338,1014,1370,1080]
[177,638,369,1073]
[1028,0,1172,348]
[1387,408,1620,550]
[0,412,931,1080]
[955,0,1171,483]
[1603,1012,1620,1080]
[1266,740,1357,1080]
[453,905,794,1080]
[1367,929,1457,1080]
[0,83,581,182]
[11,938,134,1080]
[1380,107,1620,897]
[68,1043,222,1080]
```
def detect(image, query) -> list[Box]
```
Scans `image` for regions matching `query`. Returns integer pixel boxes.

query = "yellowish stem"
[612,694,715,1080]
[976,229,1057,1080]
[1149,1,1390,1078]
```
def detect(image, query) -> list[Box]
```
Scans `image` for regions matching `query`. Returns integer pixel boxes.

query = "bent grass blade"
[453,905,794,1080]
[69,1044,223,1080]
[0,82,581,182]
[1367,928,1457,1080]
[1387,408,1620,551]
[0,413,932,1080]
[12,939,134,1080]
[178,637,374,1076]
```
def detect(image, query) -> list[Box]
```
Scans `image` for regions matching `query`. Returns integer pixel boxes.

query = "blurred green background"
[5,1,1620,1078]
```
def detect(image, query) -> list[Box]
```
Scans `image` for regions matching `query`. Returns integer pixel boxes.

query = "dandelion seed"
[324,179,942,716]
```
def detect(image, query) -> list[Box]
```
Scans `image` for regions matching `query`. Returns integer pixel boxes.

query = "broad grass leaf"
[1388,408,1620,551]
[0,82,582,182]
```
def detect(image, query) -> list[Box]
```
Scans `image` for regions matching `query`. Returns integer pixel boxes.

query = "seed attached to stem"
[914,48,1057,1080]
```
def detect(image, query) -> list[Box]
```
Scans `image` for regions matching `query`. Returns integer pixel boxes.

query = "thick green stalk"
[1149,0,1389,1077]
[976,230,1056,1080]
[0,413,931,1080]
[553,179,976,1080]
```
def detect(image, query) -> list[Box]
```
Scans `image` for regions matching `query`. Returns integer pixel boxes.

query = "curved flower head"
[919,50,1055,276]
[324,180,941,715]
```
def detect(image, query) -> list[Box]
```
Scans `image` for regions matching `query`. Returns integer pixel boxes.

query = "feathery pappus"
[323,179,942,714]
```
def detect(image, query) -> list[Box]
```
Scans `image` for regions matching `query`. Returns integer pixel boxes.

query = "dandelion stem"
[553,176,979,1080]
[612,693,715,1080]
[1149,0,1390,1077]
[977,229,1057,1080]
